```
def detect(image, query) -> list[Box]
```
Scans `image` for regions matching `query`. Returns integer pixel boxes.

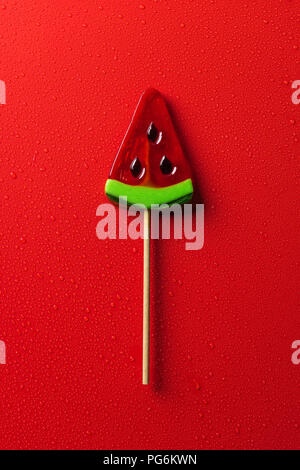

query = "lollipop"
[105,88,193,384]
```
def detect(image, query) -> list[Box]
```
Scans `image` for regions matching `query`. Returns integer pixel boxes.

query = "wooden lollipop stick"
[143,208,150,385]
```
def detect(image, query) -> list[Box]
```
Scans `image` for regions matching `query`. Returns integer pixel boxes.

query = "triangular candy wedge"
[105,88,193,208]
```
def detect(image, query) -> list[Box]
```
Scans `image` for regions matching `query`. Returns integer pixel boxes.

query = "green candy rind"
[105,178,193,208]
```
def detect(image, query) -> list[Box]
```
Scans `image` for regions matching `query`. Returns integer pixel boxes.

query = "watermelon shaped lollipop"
[105,88,193,208]
[105,89,193,384]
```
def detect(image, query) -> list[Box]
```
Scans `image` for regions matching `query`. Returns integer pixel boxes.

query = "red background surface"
[0,0,299,450]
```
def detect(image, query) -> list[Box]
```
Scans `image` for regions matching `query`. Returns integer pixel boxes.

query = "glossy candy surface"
[105,88,193,207]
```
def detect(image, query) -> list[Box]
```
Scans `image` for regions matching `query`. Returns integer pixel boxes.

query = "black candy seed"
[130,157,143,178]
[160,156,173,175]
[147,122,158,142]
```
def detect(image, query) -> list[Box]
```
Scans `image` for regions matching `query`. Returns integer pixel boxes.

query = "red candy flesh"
[109,88,192,188]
